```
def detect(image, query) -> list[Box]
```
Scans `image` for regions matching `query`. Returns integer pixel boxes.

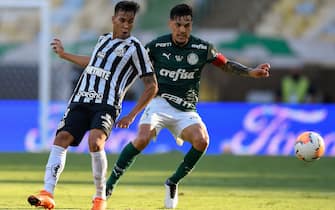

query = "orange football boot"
[28,190,55,210]
[91,197,106,210]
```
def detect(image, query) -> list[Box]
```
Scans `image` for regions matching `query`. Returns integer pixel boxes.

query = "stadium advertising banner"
[0,100,334,156]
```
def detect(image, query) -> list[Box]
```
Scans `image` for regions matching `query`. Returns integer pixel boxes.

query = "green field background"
[0,153,334,210]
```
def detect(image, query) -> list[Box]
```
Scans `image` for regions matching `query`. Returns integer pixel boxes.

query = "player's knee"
[192,136,209,151]
[88,129,107,152]
[54,131,73,148]
[89,138,105,152]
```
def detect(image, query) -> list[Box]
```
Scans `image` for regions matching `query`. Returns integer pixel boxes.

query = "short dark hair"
[114,1,140,15]
[170,4,193,20]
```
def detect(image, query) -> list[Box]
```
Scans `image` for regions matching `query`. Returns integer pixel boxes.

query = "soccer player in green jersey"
[105,3,270,209]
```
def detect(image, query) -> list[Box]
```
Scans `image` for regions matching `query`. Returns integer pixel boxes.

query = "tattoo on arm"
[223,61,252,76]
[141,74,157,86]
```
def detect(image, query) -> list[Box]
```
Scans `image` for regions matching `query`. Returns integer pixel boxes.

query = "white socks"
[91,150,107,200]
[43,145,107,199]
[44,145,67,195]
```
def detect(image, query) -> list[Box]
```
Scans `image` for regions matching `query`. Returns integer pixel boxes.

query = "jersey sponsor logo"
[187,53,199,65]
[155,42,172,47]
[191,44,207,50]
[85,66,111,80]
[76,90,103,100]
[161,93,194,109]
[97,51,106,59]
[175,55,184,62]
[162,52,171,60]
[159,68,195,81]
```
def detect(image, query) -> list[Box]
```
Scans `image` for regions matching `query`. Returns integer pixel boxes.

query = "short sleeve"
[144,41,155,62]
[207,44,219,63]
[132,41,154,77]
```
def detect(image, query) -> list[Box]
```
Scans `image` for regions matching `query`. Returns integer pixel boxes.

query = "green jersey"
[145,34,218,111]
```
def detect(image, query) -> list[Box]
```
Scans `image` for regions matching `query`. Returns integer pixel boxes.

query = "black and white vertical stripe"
[70,33,153,108]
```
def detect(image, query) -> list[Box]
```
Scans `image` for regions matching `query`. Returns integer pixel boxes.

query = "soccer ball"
[294,131,325,162]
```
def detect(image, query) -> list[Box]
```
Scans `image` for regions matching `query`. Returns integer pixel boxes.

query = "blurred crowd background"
[0,0,334,103]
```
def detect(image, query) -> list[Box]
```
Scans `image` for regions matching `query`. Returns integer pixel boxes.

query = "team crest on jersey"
[187,53,199,65]
[115,48,125,57]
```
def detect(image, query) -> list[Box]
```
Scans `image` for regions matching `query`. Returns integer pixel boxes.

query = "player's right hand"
[115,114,135,129]
[50,38,65,57]
[249,63,270,78]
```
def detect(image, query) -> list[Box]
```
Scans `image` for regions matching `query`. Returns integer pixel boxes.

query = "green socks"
[168,146,205,184]
[106,142,140,191]
[106,144,205,193]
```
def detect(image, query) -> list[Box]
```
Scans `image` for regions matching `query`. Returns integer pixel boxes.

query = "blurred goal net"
[0,0,51,145]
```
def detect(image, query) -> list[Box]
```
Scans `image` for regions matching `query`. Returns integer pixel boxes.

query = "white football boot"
[164,180,178,209]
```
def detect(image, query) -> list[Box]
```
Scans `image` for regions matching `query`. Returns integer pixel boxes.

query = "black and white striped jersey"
[70,33,153,109]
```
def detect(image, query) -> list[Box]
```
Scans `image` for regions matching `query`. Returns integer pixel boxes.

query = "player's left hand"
[115,115,135,129]
[249,63,270,78]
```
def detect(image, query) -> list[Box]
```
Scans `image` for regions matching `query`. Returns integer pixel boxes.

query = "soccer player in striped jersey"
[27,1,157,210]
[105,3,270,209]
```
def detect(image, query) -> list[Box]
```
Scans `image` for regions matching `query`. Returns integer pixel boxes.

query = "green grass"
[0,153,334,210]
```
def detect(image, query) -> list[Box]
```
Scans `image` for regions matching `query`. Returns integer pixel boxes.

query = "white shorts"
[139,96,206,146]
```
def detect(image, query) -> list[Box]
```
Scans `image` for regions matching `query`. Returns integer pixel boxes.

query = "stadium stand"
[194,0,275,32]
[256,0,335,41]
[52,0,84,38]
[0,0,334,102]
[0,9,39,43]
[303,0,335,41]
[61,0,113,41]
[1,0,334,42]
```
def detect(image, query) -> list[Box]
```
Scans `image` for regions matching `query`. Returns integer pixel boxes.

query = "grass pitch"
[0,152,334,210]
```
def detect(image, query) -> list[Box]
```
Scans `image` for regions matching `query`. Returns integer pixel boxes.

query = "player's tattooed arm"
[211,50,270,78]
[141,73,158,103]
[222,61,252,76]
[211,52,252,76]
[222,61,270,78]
